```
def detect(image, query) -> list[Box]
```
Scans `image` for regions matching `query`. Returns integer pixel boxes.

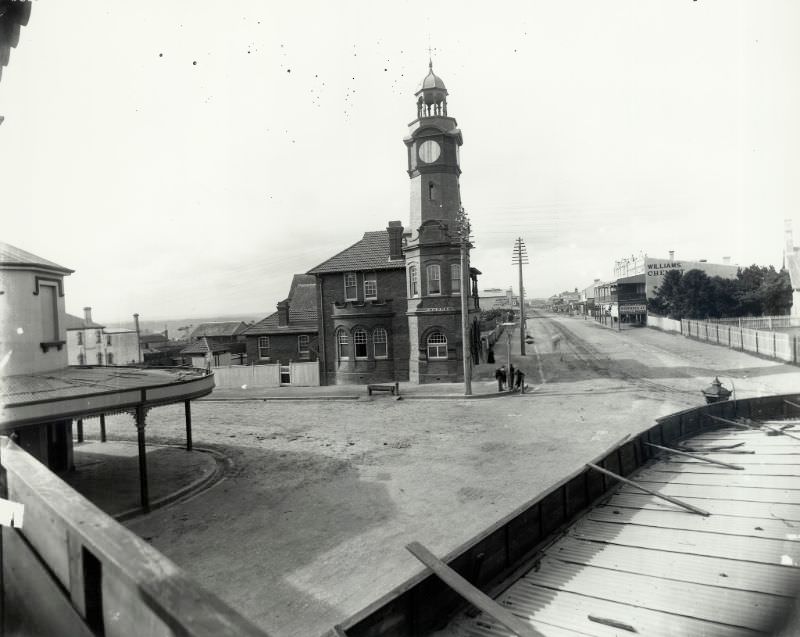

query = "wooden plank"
[644,442,744,470]
[608,492,800,520]
[760,423,800,442]
[405,541,542,637]
[571,519,800,566]
[652,461,800,476]
[519,560,788,632]
[494,584,756,637]
[586,463,709,516]
[617,482,800,504]
[588,505,800,542]
[635,469,800,490]
[552,536,800,597]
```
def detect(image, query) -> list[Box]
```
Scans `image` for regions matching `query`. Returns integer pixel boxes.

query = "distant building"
[140,332,170,351]
[65,307,141,365]
[242,274,319,365]
[480,287,518,310]
[188,321,248,344]
[180,337,231,368]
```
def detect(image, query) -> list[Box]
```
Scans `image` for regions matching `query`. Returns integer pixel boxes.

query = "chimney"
[668,251,674,261]
[722,256,731,264]
[277,300,290,327]
[387,221,404,261]
[84,306,93,322]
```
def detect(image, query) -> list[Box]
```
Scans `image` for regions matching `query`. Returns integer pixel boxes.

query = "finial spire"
[427,44,433,70]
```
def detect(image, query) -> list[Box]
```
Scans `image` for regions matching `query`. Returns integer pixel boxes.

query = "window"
[427,332,448,359]
[451,263,461,294]
[77,332,83,345]
[95,330,102,344]
[354,328,368,359]
[78,353,85,366]
[97,352,103,366]
[409,265,419,297]
[298,334,310,359]
[427,264,441,295]
[344,272,358,301]
[336,330,350,359]
[106,334,112,346]
[373,328,388,358]
[258,336,270,359]
[364,272,377,300]
[40,284,59,341]
[428,181,435,201]
[107,352,114,365]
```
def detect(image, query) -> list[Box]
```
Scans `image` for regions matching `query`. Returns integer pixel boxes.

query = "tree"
[680,269,714,319]
[761,267,792,315]
[648,270,683,319]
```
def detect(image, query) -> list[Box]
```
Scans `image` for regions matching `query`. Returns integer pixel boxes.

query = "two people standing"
[494,364,525,392]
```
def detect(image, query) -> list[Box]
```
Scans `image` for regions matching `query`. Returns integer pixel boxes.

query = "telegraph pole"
[512,238,529,356]
[456,207,472,395]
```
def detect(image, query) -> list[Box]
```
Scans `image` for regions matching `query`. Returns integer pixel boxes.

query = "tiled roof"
[64,313,105,330]
[242,281,319,336]
[307,231,405,274]
[180,337,231,355]
[188,322,247,339]
[0,242,73,274]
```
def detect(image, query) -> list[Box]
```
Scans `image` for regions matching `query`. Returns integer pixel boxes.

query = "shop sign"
[620,304,647,313]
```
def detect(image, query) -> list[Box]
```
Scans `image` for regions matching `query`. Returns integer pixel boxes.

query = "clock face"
[418,140,441,164]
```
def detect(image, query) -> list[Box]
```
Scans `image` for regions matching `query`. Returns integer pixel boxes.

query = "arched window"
[409,265,419,297]
[427,264,441,295]
[427,332,447,359]
[373,328,388,359]
[450,263,461,294]
[353,328,368,359]
[107,352,114,365]
[336,330,350,360]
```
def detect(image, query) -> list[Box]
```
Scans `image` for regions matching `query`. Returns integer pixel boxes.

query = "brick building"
[242,274,319,365]
[308,62,481,385]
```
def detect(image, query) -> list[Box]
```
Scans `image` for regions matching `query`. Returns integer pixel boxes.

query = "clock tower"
[403,61,478,384]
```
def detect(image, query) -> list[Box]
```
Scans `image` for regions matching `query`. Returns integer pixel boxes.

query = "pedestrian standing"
[487,346,495,364]
[509,364,515,387]
[515,368,525,392]
[495,365,506,392]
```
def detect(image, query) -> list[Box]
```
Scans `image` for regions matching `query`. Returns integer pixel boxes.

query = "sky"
[1,1,799,322]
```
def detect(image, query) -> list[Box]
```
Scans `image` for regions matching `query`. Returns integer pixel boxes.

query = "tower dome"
[415,60,449,118]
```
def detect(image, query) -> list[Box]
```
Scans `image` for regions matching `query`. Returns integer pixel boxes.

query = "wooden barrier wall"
[0,437,270,637]
[338,392,800,637]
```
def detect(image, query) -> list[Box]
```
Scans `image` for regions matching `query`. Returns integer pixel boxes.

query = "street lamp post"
[455,207,472,396]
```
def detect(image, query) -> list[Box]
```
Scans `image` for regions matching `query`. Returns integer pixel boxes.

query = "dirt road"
[98,314,800,637]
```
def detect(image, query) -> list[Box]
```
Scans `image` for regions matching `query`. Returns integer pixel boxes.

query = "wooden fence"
[211,362,319,388]
[681,318,797,363]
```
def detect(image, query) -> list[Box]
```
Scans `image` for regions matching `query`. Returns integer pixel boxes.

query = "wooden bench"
[367,382,400,396]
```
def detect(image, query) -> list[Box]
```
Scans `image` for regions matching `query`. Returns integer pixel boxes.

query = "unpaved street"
[96,314,800,637]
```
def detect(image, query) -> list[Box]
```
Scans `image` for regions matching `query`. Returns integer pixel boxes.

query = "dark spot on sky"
[159,53,163,58]
[192,61,197,65]
[384,68,387,71]
[287,69,291,73]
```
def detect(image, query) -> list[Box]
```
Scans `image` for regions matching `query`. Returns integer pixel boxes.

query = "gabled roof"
[64,313,105,330]
[0,242,73,274]
[188,322,247,340]
[180,337,230,355]
[307,231,405,274]
[242,279,319,336]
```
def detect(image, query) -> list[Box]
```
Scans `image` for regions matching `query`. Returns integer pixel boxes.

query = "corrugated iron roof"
[449,421,800,637]
[307,230,405,274]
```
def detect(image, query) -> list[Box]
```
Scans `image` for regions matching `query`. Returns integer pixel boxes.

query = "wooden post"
[99,414,106,443]
[135,406,150,513]
[76,418,84,443]
[184,400,193,452]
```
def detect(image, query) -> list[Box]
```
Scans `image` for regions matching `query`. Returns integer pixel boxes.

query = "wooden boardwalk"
[447,421,800,636]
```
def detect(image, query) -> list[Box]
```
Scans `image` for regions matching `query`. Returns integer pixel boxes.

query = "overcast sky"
[2,1,798,322]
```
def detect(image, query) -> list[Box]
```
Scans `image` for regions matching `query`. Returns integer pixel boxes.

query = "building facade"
[308,63,480,385]
[243,274,319,366]
[65,307,141,365]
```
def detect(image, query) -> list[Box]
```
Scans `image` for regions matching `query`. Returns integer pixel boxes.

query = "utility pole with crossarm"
[512,238,529,356]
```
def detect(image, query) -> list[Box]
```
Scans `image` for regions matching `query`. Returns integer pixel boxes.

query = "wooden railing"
[335,392,800,636]
[0,436,270,636]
